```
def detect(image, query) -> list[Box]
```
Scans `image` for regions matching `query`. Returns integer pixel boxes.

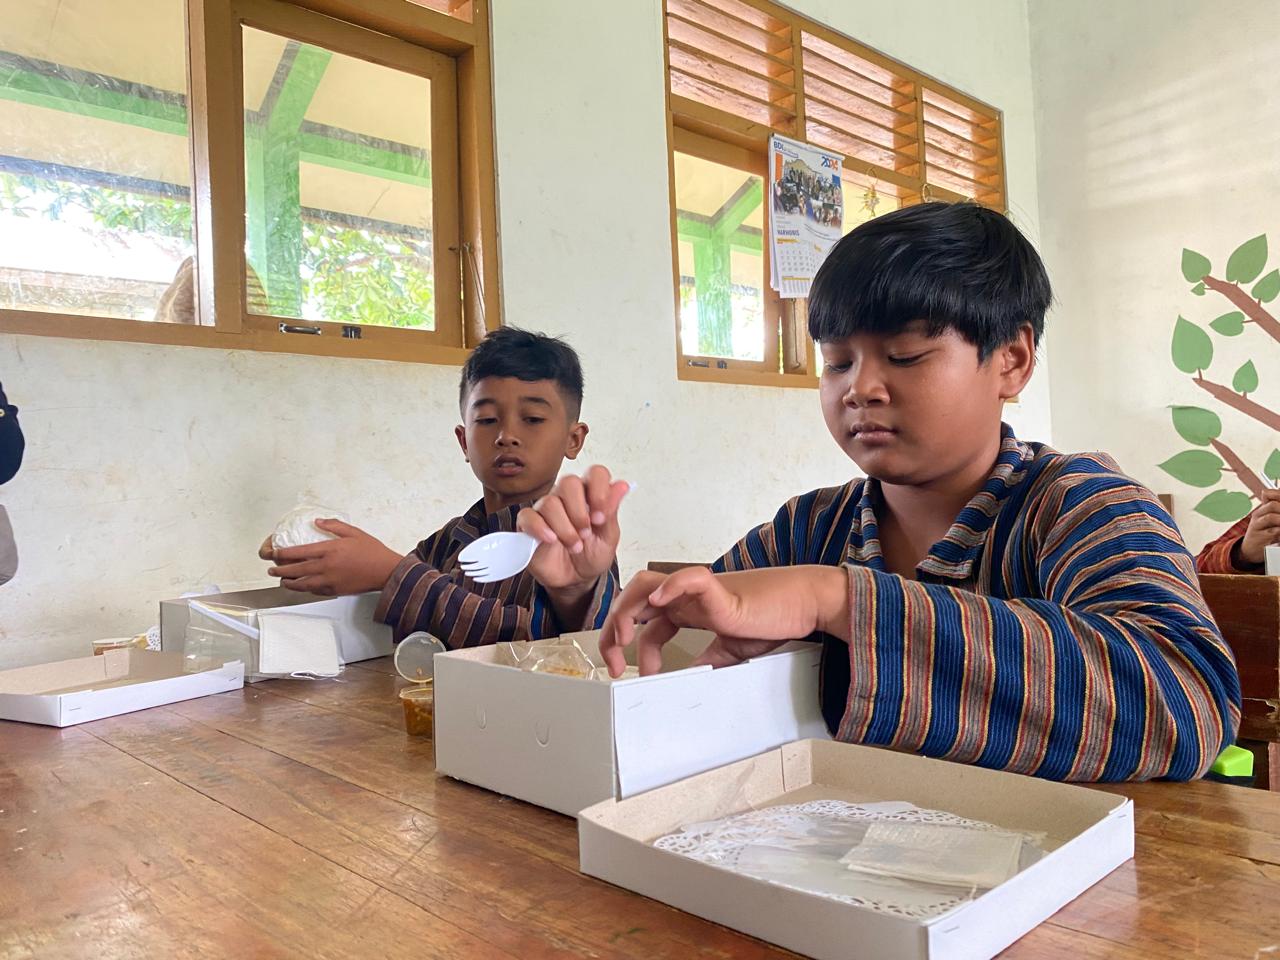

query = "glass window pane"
[242,27,435,330]
[0,0,195,322]
[673,151,765,361]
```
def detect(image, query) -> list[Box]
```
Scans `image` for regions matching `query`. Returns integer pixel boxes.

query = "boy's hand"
[517,465,630,597]
[598,565,851,678]
[1240,489,1280,566]
[266,519,402,597]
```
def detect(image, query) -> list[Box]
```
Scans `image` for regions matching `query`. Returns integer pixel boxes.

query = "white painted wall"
[1031,0,1280,552]
[0,0,1047,667]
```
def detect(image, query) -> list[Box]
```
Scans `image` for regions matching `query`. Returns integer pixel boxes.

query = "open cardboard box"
[433,629,831,816]
[578,738,1133,960]
[159,587,393,680]
[0,649,245,727]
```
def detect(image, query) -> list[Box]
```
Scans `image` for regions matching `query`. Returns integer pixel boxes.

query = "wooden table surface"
[3,658,1279,959]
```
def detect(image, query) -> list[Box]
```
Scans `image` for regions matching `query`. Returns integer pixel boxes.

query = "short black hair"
[807,202,1051,359]
[459,327,585,418]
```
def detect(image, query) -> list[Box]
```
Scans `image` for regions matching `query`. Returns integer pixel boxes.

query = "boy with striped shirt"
[263,328,622,648]
[524,202,1239,781]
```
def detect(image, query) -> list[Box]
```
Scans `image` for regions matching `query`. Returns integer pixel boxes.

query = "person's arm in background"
[0,382,23,585]
[0,382,23,485]
[1196,491,1280,574]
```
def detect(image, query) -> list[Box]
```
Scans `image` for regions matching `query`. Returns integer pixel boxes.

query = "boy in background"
[264,327,624,647]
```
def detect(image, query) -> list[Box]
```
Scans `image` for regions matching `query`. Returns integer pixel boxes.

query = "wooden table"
[3,658,1279,959]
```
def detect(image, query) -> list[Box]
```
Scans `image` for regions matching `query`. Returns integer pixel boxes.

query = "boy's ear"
[564,421,588,461]
[454,424,469,462]
[996,324,1037,400]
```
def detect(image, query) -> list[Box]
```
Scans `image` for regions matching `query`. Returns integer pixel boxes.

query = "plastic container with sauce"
[399,686,435,737]
[394,632,446,737]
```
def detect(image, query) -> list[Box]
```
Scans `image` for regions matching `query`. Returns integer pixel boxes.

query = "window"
[663,0,1006,387]
[0,0,497,364]
[0,0,194,322]
[674,145,774,369]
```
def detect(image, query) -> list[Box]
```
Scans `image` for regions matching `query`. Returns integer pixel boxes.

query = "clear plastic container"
[183,603,256,674]
[92,635,149,656]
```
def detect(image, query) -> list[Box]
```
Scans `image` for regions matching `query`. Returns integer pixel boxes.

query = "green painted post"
[687,178,764,357]
[243,122,268,302]
[692,236,733,356]
[246,43,332,317]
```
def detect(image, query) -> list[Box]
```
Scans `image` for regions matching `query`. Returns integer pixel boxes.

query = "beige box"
[578,739,1133,960]
[159,587,393,680]
[433,631,831,816]
[0,649,245,727]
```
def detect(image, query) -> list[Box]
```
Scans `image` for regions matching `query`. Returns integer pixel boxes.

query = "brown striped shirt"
[374,500,618,649]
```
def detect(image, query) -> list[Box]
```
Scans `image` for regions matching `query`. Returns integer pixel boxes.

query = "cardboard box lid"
[583,738,1128,847]
[0,650,246,727]
[578,740,1132,960]
[0,647,155,695]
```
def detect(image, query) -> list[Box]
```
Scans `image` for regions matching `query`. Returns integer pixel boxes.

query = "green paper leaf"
[1209,311,1245,336]
[1171,316,1213,373]
[1249,268,1280,302]
[1195,490,1254,523]
[1253,269,1280,303]
[1181,248,1212,283]
[1191,282,1206,296]
[1225,234,1268,284]
[1232,359,1259,394]
[1170,406,1222,445]
[1264,449,1280,482]
[1158,450,1224,487]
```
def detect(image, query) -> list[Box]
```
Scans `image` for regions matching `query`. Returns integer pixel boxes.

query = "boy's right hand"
[517,465,630,596]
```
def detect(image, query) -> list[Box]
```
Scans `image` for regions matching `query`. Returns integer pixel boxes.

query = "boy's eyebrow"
[469,395,553,410]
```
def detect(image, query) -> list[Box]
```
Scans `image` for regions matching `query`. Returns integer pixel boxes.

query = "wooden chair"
[1199,574,1280,790]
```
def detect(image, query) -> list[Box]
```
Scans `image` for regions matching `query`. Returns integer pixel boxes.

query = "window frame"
[0,0,500,364]
[662,0,1006,389]
[671,127,781,378]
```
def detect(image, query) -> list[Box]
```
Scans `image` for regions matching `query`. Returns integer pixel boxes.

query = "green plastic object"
[1210,744,1254,778]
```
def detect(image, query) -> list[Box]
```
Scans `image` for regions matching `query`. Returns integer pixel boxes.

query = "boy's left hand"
[266,519,403,596]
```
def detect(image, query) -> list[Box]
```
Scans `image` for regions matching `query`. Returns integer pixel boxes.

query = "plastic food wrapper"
[498,638,639,681]
[653,799,1047,921]
[183,602,256,675]
[839,820,1026,889]
[500,638,595,677]
[272,492,351,550]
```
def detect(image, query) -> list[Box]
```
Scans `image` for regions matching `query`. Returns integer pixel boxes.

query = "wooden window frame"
[0,0,500,365]
[663,0,1006,389]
